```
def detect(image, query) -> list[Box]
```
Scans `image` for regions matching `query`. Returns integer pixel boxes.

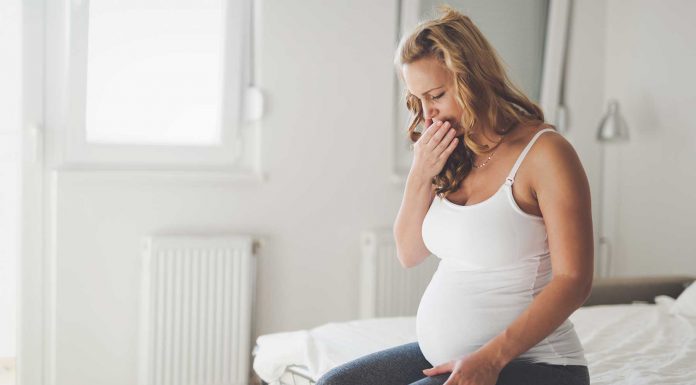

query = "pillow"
[670,280,696,317]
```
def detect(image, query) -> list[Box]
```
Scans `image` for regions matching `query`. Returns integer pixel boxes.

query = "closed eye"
[432,92,445,100]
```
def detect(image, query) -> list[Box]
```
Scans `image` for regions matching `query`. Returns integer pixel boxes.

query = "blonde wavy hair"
[394,5,548,197]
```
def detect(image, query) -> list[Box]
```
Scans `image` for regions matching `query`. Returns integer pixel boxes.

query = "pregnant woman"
[316,5,593,385]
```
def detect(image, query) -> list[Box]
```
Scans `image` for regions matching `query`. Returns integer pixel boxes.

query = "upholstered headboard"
[583,275,695,306]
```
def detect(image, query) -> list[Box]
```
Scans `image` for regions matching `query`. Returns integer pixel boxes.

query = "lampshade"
[597,100,630,142]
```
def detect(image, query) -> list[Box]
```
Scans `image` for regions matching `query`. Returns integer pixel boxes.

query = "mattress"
[252,295,696,385]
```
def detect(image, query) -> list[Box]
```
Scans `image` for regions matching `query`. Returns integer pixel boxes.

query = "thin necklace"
[472,135,505,169]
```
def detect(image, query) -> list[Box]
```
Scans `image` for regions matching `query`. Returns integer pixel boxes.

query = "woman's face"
[402,56,465,134]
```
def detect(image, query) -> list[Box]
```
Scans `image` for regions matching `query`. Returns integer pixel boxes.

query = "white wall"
[39,1,402,384]
[552,0,696,279]
[0,0,22,359]
[603,0,696,276]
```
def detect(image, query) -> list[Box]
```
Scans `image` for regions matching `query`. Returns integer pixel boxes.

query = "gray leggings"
[316,342,589,385]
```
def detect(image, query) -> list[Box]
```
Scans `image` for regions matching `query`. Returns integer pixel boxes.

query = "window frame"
[45,0,260,173]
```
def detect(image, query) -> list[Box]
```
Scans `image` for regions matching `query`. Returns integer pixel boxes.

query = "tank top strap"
[504,128,558,186]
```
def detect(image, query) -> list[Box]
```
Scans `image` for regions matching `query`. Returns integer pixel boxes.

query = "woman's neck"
[468,126,504,150]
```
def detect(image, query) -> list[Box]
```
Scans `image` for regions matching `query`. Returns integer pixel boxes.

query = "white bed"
[253,281,696,385]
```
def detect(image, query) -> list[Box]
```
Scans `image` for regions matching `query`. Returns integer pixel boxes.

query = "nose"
[421,100,438,121]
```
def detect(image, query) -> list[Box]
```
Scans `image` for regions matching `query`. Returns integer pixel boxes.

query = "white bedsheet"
[253,296,696,384]
[253,317,417,383]
[571,296,696,385]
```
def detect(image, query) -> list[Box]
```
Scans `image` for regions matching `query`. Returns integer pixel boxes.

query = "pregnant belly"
[416,269,532,366]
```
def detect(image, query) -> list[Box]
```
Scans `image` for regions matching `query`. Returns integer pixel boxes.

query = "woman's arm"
[394,120,459,269]
[478,131,594,369]
[393,172,437,269]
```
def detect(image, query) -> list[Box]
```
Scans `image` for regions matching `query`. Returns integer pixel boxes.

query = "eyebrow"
[409,85,444,98]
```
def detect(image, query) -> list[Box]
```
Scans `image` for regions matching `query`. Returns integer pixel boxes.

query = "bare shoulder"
[505,124,577,163]
[527,127,581,169]
[525,125,588,195]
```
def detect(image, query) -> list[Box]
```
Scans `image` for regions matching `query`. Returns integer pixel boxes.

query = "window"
[84,1,226,146]
[46,0,262,172]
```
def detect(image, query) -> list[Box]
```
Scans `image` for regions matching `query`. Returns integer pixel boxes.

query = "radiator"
[139,235,257,385]
[359,229,438,318]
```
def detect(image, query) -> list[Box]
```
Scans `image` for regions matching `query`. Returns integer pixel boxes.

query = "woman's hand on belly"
[421,349,502,385]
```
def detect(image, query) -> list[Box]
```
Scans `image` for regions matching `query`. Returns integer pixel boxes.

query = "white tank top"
[417,128,587,367]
